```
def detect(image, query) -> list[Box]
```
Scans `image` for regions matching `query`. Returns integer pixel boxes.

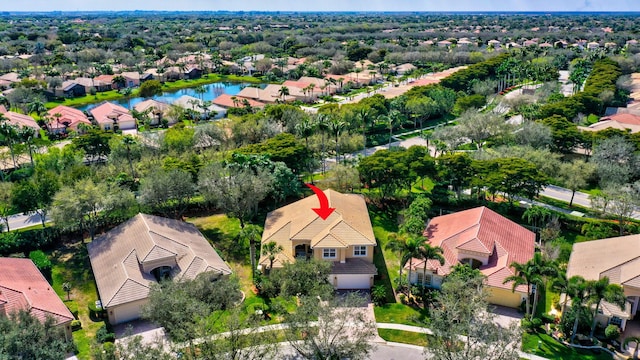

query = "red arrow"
[305,184,336,220]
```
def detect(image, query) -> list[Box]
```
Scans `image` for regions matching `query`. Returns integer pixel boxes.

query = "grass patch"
[50,242,106,360]
[45,90,127,109]
[369,206,400,289]
[522,333,612,360]
[378,329,430,347]
[374,303,428,326]
[536,195,594,216]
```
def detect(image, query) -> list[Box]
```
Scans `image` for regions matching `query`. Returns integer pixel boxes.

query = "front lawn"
[374,303,428,326]
[522,333,612,360]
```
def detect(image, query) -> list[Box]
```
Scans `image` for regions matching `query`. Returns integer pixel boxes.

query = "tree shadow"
[200,228,249,263]
[373,245,396,303]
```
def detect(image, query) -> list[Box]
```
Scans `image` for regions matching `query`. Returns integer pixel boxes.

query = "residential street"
[3,212,46,232]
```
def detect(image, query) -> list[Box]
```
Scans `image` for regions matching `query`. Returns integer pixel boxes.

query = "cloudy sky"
[1,0,638,12]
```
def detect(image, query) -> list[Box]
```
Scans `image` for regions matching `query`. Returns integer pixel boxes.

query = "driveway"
[114,319,166,346]
[489,305,523,328]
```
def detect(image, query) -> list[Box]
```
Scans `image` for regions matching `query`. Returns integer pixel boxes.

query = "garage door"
[112,302,143,324]
[336,274,371,290]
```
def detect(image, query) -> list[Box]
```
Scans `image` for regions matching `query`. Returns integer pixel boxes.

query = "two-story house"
[259,189,378,290]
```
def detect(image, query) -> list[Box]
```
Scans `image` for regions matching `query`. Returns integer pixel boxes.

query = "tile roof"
[332,258,378,275]
[47,105,91,130]
[567,234,640,293]
[259,189,376,268]
[408,206,535,292]
[87,214,232,308]
[0,258,74,325]
[2,111,40,132]
[89,101,134,125]
[134,99,170,114]
[212,94,266,109]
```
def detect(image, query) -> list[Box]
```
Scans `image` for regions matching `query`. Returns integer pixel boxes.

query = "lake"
[76,82,260,111]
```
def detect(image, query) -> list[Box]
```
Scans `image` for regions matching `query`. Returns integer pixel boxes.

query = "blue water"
[76,82,259,111]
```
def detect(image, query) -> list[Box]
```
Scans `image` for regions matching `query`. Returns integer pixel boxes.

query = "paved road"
[3,212,46,232]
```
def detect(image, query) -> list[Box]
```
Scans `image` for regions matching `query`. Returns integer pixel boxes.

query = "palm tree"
[314,114,330,174]
[261,241,283,273]
[120,87,133,109]
[551,270,571,323]
[278,86,290,102]
[383,109,401,149]
[418,243,444,300]
[122,135,138,179]
[27,100,47,117]
[504,252,556,318]
[194,85,207,101]
[356,108,371,156]
[567,276,590,343]
[0,115,19,168]
[230,96,239,108]
[587,277,626,338]
[239,224,262,281]
[295,118,317,182]
[112,75,126,90]
[385,233,428,295]
[522,206,552,235]
[624,336,640,360]
[327,118,346,164]
[19,126,37,167]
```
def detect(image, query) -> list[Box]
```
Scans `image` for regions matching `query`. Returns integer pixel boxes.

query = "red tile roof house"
[0,257,74,340]
[47,105,92,134]
[0,107,41,134]
[406,206,535,308]
[89,102,137,131]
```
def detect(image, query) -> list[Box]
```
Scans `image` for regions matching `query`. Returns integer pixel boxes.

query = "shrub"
[540,313,556,324]
[71,320,82,331]
[604,324,620,340]
[95,324,115,343]
[398,293,407,304]
[371,285,387,306]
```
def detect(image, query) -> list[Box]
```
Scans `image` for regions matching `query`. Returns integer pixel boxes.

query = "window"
[610,317,622,326]
[353,246,367,256]
[417,273,433,286]
[323,248,337,259]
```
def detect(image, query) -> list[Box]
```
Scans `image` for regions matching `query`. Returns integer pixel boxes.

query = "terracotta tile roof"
[0,105,6,113]
[567,234,640,286]
[600,113,640,125]
[259,189,376,268]
[212,94,265,109]
[3,111,40,132]
[89,102,134,125]
[0,258,74,325]
[47,105,91,131]
[409,206,534,292]
[87,214,232,308]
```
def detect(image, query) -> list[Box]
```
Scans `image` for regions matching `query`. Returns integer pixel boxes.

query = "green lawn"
[378,329,430,347]
[369,206,400,288]
[374,303,428,326]
[522,333,612,360]
[50,242,107,360]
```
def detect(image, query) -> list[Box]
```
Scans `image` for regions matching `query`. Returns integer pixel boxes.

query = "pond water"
[76,82,261,111]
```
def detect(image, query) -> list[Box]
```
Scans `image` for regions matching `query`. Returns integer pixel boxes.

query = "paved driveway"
[489,305,523,328]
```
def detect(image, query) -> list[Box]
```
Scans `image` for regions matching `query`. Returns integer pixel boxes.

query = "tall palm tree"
[194,85,207,101]
[327,118,346,164]
[418,243,444,299]
[551,270,571,323]
[239,224,262,281]
[624,336,640,360]
[261,241,283,273]
[314,114,330,174]
[278,86,290,102]
[383,109,401,149]
[567,276,589,343]
[0,115,18,168]
[385,233,428,295]
[295,118,317,182]
[122,135,138,179]
[504,252,556,318]
[356,108,371,156]
[587,277,627,338]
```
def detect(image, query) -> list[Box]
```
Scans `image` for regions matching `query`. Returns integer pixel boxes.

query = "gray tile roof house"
[87,213,232,325]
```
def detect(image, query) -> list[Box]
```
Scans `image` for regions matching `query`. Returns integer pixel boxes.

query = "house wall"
[108,298,149,325]
[486,286,525,308]
[344,245,374,263]
[312,247,346,263]
[117,119,137,130]
[409,270,444,289]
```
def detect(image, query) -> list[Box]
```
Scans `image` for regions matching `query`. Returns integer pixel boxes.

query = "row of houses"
[420,37,635,50]
[2,188,638,338]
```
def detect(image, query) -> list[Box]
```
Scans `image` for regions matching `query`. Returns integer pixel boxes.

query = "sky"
[0,0,639,12]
